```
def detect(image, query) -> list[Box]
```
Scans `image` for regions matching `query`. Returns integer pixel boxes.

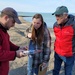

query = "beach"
[8,16,75,75]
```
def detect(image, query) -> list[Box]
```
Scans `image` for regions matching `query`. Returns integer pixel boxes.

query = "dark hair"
[31,14,44,45]
[0,12,6,17]
[1,12,13,19]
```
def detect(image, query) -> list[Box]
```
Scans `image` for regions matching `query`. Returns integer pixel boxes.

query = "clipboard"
[38,63,48,75]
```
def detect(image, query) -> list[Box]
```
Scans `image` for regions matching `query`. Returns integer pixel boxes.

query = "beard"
[4,22,9,30]
[4,26,9,30]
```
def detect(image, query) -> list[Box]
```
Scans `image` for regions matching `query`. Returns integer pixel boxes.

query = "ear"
[65,14,68,19]
[4,15,9,21]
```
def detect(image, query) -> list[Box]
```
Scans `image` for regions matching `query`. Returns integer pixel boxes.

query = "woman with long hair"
[27,13,51,75]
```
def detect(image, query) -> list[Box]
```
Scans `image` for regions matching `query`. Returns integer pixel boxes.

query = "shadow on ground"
[9,65,27,75]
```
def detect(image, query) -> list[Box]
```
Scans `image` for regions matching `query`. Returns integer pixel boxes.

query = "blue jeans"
[31,67,39,75]
[27,55,38,75]
[27,40,33,75]
[27,40,38,75]
[53,52,74,75]
[27,55,33,75]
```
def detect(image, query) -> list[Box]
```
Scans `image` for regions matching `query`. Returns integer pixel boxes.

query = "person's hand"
[16,50,27,58]
[42,62,46,67]
[27,33,32,38]
[19,46,28,50]
[34,50,42,54]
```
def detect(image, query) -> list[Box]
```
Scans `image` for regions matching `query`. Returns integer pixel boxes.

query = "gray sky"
[0,0,75,13]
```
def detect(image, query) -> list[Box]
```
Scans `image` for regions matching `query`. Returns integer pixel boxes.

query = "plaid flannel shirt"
[32,27,51,68]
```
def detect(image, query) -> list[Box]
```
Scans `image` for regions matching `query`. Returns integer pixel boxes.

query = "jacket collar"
[0,23,7,32]
[54,14,75,28]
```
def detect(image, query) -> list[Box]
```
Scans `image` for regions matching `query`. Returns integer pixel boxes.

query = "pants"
[27,55,39,75]
[27,40,34,75]
[27,55,33,75]
[53,52,74,75]
[32,67,39,75]
[27,39,39,75]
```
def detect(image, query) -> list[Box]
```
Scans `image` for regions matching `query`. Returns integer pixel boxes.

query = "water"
[18,12,56,28]
[18,12,75,28]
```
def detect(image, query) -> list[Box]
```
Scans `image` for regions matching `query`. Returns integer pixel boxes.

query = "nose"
[34,24,37,27]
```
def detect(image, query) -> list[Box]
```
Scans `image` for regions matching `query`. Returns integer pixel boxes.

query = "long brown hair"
[31,14,44,45]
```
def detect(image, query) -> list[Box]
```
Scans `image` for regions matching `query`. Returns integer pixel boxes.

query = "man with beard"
[0,7,26,75]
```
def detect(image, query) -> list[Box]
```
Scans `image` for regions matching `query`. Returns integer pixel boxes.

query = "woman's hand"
[34,50,42,54]
[19,46,28,50]
[42,62,46,67]
[27,33,32,38]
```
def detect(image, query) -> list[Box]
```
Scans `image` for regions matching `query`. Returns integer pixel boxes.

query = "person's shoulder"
[44,27,50,36]
[53,22,57,28]
[68,14,75,21]
[44,22,47,28]
[68,14,75,24]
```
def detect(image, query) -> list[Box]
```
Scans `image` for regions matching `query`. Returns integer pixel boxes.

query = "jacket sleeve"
[0,36,16,62]
[10,41,19,51]
[43,28,51,63]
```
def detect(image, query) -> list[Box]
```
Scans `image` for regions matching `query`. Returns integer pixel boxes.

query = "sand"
[8,16,75,75]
